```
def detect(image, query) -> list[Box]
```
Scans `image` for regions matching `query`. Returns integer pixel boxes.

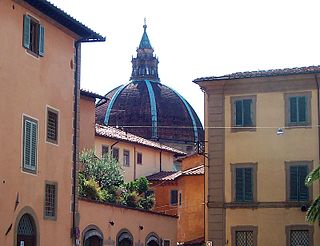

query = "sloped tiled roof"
[80,89,107,100]
[146,165,204,181]
[193,65,320,82]
[95,124,186,155]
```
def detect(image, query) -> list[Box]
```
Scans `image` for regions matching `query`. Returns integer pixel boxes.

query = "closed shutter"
[47,110,58,142]
[23,118,37,171]
[235,101,243,126]
[290,97,298,123]
[298,166,309,201]
[290,166,298,200]
[243,99,252,126]
[298,96,306,122]
[23,15,31,49]
[244,168,253,201]
[38,24,45,56]
[235,168,244,201]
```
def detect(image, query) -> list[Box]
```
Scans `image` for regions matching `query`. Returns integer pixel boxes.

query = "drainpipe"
[160,150,162,172]
[72,37,105,246]
[134,146,137,180]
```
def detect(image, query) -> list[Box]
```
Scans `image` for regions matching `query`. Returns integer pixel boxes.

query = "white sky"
[51,0,320,124]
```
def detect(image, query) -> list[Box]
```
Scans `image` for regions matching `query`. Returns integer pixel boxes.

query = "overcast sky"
[51,0,320,124]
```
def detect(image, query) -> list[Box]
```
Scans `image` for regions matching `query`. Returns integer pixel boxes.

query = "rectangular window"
[23,116,38,173]
[23,15,45,56]
[179,191,182,206]
[231,163,257,203]
[286,161,312,202]
[102,145,109,157]
[285,92,311,127]
[163,240,170,246]
[137,152,142,165]
[112,147,119,161]
[231,226,257,246]
[44,182,57,220]
[46,108,58,144]
[231,96,256,131]
[123,149,130,167]
[170,190,178,206]
[286,225,313,246]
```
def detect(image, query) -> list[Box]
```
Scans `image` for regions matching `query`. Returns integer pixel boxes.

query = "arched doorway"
[17,214,36,246]
[146,233,160,246]
[117,230,133,246]
[83,228,103,246]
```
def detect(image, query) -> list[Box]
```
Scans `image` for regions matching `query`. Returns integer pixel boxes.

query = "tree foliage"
[305,166,320,223]
[79,149,155,210]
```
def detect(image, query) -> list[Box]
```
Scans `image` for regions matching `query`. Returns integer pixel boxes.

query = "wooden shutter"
[244,168,253,201]
[23,118,37,171]
[38,24,45,56]
[47,110,58,142]
[298,166,309,201]
[298,96,306,122]
[235,168,244,201]
[243,99,252,126]
[290,97,298,123]
[235,100,243,126]
[23,15,31,49]
[290,166,298,200]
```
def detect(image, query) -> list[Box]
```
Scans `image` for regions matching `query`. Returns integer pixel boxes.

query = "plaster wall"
[79,199,177,246]
[80,97,96,151]
[0,0,75,244]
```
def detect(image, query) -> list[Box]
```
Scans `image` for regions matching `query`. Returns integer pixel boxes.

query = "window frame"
[285,161,313,202]
[231,226,258,246]
[22,115,38,174]
[284,91,311,127]
[137,152,143,165]
[230,95,257,132]
[285,225,314,246]
[123,149,130,167]
[101,145,109,157]
[231,163,258,203]
[23,14,45,57]
[44,181,58,220]
[46,106,59,145]
[170,189,178,206]
[112,147,119,162]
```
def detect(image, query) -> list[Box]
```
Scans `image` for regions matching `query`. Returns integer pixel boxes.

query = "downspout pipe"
[72,36,105,245]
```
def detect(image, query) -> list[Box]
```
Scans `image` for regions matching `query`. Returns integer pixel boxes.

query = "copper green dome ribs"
[104,84,126,125]
[145,80,158,139]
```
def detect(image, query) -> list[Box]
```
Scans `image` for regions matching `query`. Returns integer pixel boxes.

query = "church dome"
[96,22,203,151]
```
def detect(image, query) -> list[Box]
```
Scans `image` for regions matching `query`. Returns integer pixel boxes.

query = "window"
[44,182,57,220]
[231,226,258,246]
[179,191,182,206]
[137,152,142,165]
[163,240,170,246]
[23,15,44,56]
[123,149,130,167]
[286,161,313,202]
[46,108,58,144]
[102,145,109,157]
[22,115,38,173]
[286,225,313,246]
[231,163,257,203]
[285,92,311,127]
[170,190,178,206]
[231,96,256,131]
[112,147,119,161]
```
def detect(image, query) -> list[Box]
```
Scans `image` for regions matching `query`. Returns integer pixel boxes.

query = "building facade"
[0,0,104,245]
[194,66,320,246]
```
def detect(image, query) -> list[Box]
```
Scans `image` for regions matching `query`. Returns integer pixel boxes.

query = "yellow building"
[194,66,320,246]
[0,0,104,245]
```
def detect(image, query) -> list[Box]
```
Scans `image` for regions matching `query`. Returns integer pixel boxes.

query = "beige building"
[194,66,320,246]
[0,0,104,245]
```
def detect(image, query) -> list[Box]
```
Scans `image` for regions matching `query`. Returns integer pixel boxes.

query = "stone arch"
[14,206,40,246]
[82,224,104,246]
[145,232,160,246]
[116,228,134,246]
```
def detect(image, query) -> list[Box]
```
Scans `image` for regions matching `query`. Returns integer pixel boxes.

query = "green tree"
[305,166,320,222]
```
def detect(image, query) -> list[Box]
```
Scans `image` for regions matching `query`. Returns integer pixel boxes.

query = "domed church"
[96,22,203,153]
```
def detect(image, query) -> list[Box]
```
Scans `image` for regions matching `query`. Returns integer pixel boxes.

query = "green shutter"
[235,101,243,126]
[38,25,45,56]
[289,97,298,123]
[244,168,253,201]
[298,166,309,201]
[298,96,306,123]
[23,118,37,171]
[243,99,252,126]
[290,166,298,200]
[235,168,244,201]
[23,15,31,49]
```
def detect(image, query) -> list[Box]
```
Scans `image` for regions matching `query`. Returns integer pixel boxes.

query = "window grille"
[45,183,56,218]
[290,230,309,246]
[236,231,254,246]
[18,214,35,236]
[47,109,58,143]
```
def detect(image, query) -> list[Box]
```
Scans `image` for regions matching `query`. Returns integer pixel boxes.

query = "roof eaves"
[23,0,105,41]
[80,89,108,100]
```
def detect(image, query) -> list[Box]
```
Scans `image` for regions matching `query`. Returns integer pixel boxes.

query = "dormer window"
[23,15,45,57]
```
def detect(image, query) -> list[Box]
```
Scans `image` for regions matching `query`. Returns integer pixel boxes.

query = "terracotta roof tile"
[193,65,320,82]
[146,165,203,181]
[182,165,204,176]
[80,89,107,100]
[95,124,186,155]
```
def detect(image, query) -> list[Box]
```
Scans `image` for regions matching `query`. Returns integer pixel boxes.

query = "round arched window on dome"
[17,214,36,246]
[117,230,133,246]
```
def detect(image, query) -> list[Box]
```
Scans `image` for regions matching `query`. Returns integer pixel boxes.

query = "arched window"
[146,233,160,246]
[117,229,133,246]
[17,214,36,246]
[83,226,104,246]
